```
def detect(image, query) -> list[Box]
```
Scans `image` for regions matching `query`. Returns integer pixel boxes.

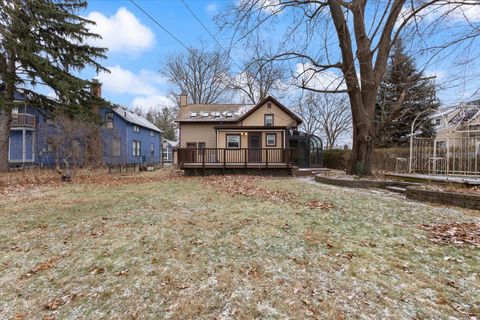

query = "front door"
[248,133,262,162]
[186,142,197,163]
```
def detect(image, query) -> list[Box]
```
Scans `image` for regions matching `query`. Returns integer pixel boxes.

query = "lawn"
[0,169,479,319]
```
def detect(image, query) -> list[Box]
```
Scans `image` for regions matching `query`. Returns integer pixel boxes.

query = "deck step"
[385,186,407,194]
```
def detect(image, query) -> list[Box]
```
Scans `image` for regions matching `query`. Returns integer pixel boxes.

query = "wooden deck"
[177,148,293,169]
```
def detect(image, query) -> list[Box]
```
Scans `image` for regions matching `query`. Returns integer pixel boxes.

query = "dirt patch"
[419,223,480,247]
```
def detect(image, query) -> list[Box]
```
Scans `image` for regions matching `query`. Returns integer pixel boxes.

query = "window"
[112,138,121,157]
[150,143,154,154]
[132,140,141,157]
[226,135,240,148]
[133,125,140,133]
[150,130,155,137]
[198,142,206,149]
[264,114,274,126]
[266,133,276,146]
[11,106,18,115]
[105,112,114,129]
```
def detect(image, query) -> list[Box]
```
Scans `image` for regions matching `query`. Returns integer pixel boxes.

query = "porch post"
[22,129,26,163]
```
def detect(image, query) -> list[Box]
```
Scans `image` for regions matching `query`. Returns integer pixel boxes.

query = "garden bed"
[406,186,480,210]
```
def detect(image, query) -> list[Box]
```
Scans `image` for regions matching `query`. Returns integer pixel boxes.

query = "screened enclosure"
[288,130,323,168]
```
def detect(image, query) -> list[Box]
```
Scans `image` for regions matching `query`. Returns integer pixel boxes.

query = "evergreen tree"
[0,0,108,171]
[375,39,439,148]
[147,107,177,141]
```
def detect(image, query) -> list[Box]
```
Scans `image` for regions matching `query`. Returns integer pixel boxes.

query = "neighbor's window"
[105,112,114,129]
[226,135,240,148]
[264,114,274,126]
[150,130,155,137]
[132,140,141,157]
[133,125,140,133]
[112,138,121,157]
[266,133,276,146]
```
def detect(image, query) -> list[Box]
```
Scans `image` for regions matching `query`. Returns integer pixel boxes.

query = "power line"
[129,0,190,52]
[179,0,243,71]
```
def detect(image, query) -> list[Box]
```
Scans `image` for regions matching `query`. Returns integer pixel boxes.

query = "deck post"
[244,149,247,168]
[202,149,205,168]
[266,149,269,168]
[223,149,226,168]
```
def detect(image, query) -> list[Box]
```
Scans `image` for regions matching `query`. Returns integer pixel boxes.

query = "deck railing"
[11,114,36,128]
[177,148,292,168]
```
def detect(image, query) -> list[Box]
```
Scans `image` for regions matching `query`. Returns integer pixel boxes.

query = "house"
[162,139,178,163]
[174,93,323,174]
[4,81,162,167]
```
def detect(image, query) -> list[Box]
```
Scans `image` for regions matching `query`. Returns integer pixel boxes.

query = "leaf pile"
[203,175,333,210]
[419,223,480,247]
[203,176,295,202]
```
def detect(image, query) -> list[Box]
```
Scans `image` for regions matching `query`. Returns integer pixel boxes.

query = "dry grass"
[0,170,479,319]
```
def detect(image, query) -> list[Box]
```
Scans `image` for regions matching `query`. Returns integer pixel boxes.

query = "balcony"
[11,114,36,128]
[177,148,293,169]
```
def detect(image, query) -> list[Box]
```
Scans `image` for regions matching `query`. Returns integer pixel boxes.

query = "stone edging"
[406,186,480,210]
[314,175,416,190]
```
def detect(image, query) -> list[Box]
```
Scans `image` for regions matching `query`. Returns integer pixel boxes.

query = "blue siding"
[5,97,161,166]
[9,131,23,161]
[99,108,161,165]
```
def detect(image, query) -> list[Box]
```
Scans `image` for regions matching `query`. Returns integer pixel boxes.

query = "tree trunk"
[347,118,375,176]
[0,47,16,172]
[0,109,12,172]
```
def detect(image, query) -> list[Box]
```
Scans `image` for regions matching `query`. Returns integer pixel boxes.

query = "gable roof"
[175,95,302,125]
[111,105,162,133]
[237,96,302,124]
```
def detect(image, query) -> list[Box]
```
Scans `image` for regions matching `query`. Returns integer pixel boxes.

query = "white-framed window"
[150,130,155,137]
[133,125,140,133]
[105,112,114,129]
[132,140,141,157]
[264,114,274,126]
[266,133,276,146]
[226,135,241,148]
[112,138,121,157]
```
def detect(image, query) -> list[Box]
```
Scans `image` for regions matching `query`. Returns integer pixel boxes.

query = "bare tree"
[230,40,288,104]
[161,45,230,104]
[315,94,351,149]
[295,91,351,148]
[294,92,322,135]
[219,0,480,175]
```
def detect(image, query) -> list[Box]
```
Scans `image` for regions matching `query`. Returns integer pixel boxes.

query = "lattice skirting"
[183,168,292,176]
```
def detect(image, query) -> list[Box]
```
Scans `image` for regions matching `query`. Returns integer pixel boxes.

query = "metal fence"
[400,135,480,176]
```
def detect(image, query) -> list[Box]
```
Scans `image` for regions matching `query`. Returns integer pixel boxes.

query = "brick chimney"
[90,78,102,98]
[180,92,188,108]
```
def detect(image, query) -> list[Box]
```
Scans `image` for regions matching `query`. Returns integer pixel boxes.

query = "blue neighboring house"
[4,85,162,167]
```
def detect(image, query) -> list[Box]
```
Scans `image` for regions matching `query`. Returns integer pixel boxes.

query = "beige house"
[174,93,323,173]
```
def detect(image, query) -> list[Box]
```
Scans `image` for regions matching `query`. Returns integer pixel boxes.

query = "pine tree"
[0,0,108,171]
[375,39,439,148]
[149,107,177,141]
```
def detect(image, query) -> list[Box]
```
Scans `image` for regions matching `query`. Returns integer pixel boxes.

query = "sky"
[76,0,480,117]
[79,0,233,113]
